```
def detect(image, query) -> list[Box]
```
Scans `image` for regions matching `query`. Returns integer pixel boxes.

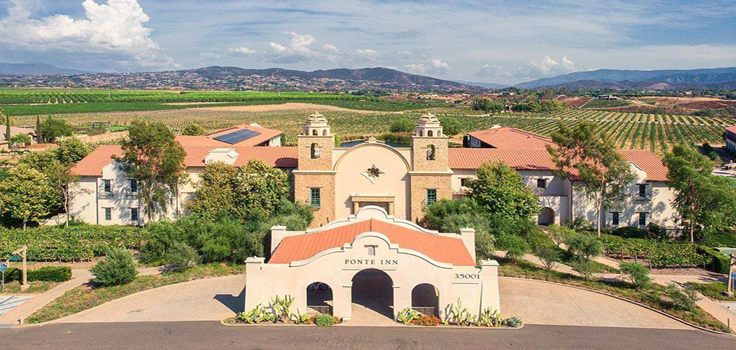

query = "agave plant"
[396,307,420,325]
[236,304,274,324]
[476,307,503,327]
[270,295,295,322]
[290,310,311,325]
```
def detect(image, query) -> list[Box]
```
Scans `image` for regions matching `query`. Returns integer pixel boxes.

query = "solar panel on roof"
[213,129,261,145]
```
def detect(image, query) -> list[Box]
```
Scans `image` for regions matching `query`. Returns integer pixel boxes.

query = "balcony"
[98,191,114,199]
[633,193,652,202]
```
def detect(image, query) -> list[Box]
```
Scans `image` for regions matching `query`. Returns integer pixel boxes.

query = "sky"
[0,0,735,85]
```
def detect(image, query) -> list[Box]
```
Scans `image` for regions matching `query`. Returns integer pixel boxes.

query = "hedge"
[599,234,710,268]
[2,266,72,283]
[0,225,146,262]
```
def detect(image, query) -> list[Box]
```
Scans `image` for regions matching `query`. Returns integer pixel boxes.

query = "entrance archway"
[538,207,555,226]
[411,283,439,316]
[306,282,333,315]
[351,269,394,319]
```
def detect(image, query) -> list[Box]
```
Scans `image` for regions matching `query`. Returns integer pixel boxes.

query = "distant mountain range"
[516,67,736,90]
[0,64,480,92]
[0,63,89,75]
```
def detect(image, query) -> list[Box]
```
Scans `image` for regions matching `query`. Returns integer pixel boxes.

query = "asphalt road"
[0,322,734,350]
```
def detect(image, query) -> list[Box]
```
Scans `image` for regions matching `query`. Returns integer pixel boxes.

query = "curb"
[500,275,733,336]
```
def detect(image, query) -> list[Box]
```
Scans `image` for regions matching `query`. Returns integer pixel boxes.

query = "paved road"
[0,322,733,350]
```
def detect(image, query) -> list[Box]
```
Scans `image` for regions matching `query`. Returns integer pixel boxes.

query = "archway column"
[334,283,353,320]
[392,284,410,319]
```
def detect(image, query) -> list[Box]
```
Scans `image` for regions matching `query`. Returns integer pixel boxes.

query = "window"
[611,212,620,226]
[129,179,138,193]
[130,208,139,222]
[426,189,437,207]
[460,178,471,187]
[537,178,547,189]
[638,184,647,197]
[427,130,434,137]
[312,129,318,136]
[104,208,112,221]
[310,188,321,208]
[103,179,111,193]
[426,145,436,160]
[322,129,328,136]
[366,245,377,256]
[310,143,320,159]
[638,212,648,226]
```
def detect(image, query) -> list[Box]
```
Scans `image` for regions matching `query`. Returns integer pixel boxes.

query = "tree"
[547,122,634,236]
[564,231,603,262]
[389,119,414,133]
[547,224,574,247]
[663,145,729,242]
[116,121,186,222]
[468,161,540,219]
[10,133,31,147]
[188,159,290,220]
[182,123,205,136]
[620,262,650,289]
[36,115,42,143]
[497,234,530,264]
[0,165,56,229]
[47,160,80,227]
[534,244,561,274]
[472,98,504,113]
[40,117,74,142]
[91,248,138,286]
[439,117,461,135]
[54,137,90,165]
[3,110,9,142]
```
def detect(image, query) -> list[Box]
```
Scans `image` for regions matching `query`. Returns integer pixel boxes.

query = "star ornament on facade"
[361,164,385,184]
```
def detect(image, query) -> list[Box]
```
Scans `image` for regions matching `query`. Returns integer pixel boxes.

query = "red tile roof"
[450,148,668,182]
[175,124,282,147]
[467,127,554,149]
[205,124,283,146]
[71,145,297,177]
[726,125,736,134]
[269,219,475,266]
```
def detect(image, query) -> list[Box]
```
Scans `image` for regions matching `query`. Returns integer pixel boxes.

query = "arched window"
[311,143,320,159]
[419,130,424,137]
[427,130,434,137]
[426,145,436,160]
[322,129,328,136]
[312,129,318,136]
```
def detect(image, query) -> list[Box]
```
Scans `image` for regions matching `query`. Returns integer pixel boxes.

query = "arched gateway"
[244,206,501,321]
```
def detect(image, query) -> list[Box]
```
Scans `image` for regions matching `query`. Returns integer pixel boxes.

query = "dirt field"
[194,102,403,115]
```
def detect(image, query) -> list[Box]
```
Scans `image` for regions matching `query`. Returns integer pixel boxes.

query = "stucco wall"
[333,143,411,220]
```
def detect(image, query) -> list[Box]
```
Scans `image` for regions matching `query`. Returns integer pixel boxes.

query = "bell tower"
[409,113,452,221]
[294,112,336,227]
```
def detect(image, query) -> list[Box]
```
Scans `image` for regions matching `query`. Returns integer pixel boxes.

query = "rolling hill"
[516,67,736,90]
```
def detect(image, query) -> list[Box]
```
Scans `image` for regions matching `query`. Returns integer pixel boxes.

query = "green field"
[0,89,434,115]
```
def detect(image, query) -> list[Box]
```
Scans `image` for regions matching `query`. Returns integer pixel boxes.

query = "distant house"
[175,123,282,148]
[726,126,736,153]
[1,126,37,144]
[464,126,555,149]
[597,95,619,100]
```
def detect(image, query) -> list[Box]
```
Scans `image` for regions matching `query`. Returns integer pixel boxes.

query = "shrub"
[396,307,420,325]
[28,266,72,282]
[534,244,561,273]
[547,224,574,247]
[570,260,596,281]
[0,225,145,262]
[611,226,649,239]
[410,314,441,326]
[565,232,603,261]
[164,241,199,273]
[502,316,523,328]
[91,248,138,287]
[314,314,336,326]
[619,262,650,289]
[139,221,185,264]
[497,234,530,264]
[664,283,700,312]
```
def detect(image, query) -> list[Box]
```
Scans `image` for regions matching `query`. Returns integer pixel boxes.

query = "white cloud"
[199,52,221,59]
[405,58,450,75]
[227,47,256,56]
[0,0,176,68]
[515,56,576,79]
[322,44,340,53]
[476,64,512,78]
[266,31,338,63]
[356,49,378,56]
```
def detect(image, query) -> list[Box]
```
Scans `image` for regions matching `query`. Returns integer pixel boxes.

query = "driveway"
[58,275,245,323]
[500,277,687,329]
[56,274,689,330]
